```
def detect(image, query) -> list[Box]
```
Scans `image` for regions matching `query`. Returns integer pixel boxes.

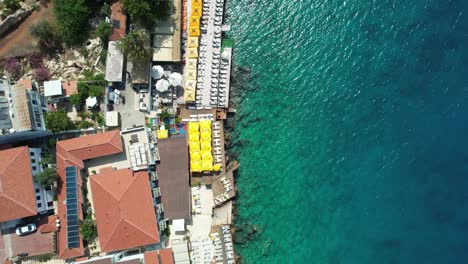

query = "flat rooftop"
[157,135,191,220]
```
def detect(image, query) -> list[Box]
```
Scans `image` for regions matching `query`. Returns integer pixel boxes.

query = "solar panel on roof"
[65,166,81,249]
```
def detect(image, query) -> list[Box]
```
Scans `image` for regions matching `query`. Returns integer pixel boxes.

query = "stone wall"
[0,6,33,36]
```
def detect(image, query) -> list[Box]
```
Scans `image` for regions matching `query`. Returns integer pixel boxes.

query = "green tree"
[45,110,76,133]
[78,120,93,129]
[69,93,83,108]
[53,0,90,47]
[122,0,171,29]
[96,21,112,44]
[30,21,61,54]
[80,215,97,242]
[34,168,58,188]
[40,152,56,165]
[116,29,152,62]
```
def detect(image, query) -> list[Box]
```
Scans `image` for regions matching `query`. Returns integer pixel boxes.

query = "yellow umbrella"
[192,0,202,7]
[202,150,212,160]
[202,160,213,171]
[201,130,211,139]
[189,16,200,27]
[201,141,211,151]
[188,37,199,48]
[189,25,200,37]
[157,129,168,139]
[191,151,201,161]
[191,161,202,172]
[184,89,195,102]
[186,59,198,71]
[185,79,197,90]
[190,141,200,150]
[189,132,200,142]
[186,68,197,80]
[200,120,211,131]
[191,6,202,17]
[188,47,198,58]
[213,164,221,171]
[188,122,199,132]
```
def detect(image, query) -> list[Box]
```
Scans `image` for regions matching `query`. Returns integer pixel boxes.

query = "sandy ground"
[0,1,56,58]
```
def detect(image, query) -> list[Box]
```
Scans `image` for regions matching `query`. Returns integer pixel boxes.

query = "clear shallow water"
[225,0,468,263]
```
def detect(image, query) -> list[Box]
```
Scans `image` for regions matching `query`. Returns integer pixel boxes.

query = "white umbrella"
[169,72,182,86]
[151,65,164,79]
[156,79,170,92]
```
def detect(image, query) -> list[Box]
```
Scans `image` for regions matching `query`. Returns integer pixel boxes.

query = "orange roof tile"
[159,249,174,264]
[109,2,127,41]
[38,215,59,233]
[144,251,160,264]
[56,131,123,259]
[0,146,36,222]
[62,81,78,96]
[90,169,159,252]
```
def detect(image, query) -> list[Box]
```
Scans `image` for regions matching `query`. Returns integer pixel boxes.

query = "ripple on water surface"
[226,0,468,263]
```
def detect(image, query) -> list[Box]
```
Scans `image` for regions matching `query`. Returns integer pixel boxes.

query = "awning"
[189,25,200,37]
[190,141,200,151]
[187,47,198,58]
[188,36,199,48]
[189,132,200,142]
[200,120,211,131]
[202,160,213,171]
[191,151,201,161]
[201,141,211,151]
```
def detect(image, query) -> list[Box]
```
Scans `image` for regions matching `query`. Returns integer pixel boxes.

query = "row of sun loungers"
[192,186,202,214]
[191,238,213,264]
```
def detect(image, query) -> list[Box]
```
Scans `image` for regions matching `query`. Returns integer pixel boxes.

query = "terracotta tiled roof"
[109,2,127,41]
[56,131,123,259]
[159,249,174,264]
[144,251,159,264]
[62,81,78,96]
[17,79,32,90]
[38,215,59,233]
[0,146,36,222]
[90,169,159,252]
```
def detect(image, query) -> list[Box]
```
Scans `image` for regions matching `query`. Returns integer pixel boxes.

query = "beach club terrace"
[56,131,123,259]
[73,248,175,264]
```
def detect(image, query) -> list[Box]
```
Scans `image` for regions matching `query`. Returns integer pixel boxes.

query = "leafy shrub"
[78,120,93,129]
[34,67,50,82]
[96,21,112,43]
[27,53,44,68]
[3,58,21,79]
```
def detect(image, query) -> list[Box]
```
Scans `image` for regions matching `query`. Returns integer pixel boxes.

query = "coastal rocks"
[233,224,261,245]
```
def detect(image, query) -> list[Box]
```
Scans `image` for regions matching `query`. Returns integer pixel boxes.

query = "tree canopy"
[116,29,152,62]
[122,0,172,29]
[34,168,58,188]
[80,215,97,242]
[53,0,90,47]
[30,21,62,54]
[45,110,76,133]
[96,21,112,44]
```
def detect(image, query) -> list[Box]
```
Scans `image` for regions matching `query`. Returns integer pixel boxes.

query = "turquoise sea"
[225,0,468,263]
